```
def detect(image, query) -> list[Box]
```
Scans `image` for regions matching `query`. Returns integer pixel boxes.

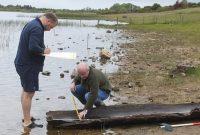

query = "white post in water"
[80,20,82,27]
[87,34,89,50]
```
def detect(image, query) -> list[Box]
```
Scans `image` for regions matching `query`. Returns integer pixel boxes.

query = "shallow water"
[0,11,133,135]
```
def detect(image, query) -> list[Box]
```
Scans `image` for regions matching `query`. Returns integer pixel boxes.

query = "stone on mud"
[42,71,51,76]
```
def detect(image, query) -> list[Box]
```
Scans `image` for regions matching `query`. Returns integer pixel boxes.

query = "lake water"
[0,11,132,135]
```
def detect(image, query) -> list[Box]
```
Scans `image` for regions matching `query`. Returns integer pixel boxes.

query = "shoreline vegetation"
[0,1,200,19]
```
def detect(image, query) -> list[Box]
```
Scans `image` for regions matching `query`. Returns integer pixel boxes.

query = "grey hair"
[43,12,58,24]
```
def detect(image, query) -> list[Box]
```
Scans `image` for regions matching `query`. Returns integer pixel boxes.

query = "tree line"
[98,0,200,14]
[0,0,200,14]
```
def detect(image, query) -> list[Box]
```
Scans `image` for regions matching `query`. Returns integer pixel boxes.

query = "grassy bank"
[128,23,200,44]
[103,7,200,24]
[102,7,200,47]
[107,7,200,105]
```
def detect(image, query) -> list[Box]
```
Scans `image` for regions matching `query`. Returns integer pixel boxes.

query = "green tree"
[109,3,140,13]
[110,3,121,13]
[181,0,188,8]
[151,3,161,10]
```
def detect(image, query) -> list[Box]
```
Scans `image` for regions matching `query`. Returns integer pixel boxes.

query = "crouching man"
[70,62,111,119]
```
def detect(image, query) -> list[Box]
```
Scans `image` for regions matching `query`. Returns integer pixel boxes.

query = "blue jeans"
[71,84,109,105]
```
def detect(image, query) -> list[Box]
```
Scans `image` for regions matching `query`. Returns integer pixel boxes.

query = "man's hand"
[43,48,51,54]
[70,82,76,92]
[78,109,88,119]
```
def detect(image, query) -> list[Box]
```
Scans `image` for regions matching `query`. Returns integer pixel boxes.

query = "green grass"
[128,22,200,46]
[186,66,200,77]
[103,7,200,24]
[101,7,200,45]
[162,66,200,87]
[104,8,200,88]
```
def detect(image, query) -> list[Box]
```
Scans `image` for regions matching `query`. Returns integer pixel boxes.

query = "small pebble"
[60,73,64,78]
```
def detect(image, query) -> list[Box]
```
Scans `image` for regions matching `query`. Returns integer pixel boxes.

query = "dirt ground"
[108,30,200,135]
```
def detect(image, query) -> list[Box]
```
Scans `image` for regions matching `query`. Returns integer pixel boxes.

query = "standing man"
[14,13,58,128]
[70,62,111,119]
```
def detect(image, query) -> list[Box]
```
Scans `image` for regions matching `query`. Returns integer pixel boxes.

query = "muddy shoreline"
[110,30,200,105]
[107,30,200,135]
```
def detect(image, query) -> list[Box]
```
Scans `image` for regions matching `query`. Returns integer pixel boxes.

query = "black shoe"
[94,101,106,107]
[23,122,43,129]
[22,117,38,123]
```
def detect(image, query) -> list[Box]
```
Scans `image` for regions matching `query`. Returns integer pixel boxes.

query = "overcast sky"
[0,0,199,9]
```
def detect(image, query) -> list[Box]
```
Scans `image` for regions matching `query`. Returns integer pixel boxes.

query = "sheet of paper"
[44,52,76,60]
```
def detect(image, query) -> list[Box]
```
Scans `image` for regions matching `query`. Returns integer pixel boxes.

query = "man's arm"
[70,75,81,92]
[28,27,45,55]
[84,78,99,110]
[78,81,99,119]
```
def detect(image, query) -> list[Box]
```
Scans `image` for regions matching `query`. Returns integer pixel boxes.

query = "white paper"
[44,52,76,60]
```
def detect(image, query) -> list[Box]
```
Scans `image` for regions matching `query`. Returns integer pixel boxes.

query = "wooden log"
[46,103,200,129]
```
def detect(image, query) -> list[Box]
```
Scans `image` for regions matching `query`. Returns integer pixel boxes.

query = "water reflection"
[21,127,31,135]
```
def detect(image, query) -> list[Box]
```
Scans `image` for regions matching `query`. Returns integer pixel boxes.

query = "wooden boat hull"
[46,103,200,129]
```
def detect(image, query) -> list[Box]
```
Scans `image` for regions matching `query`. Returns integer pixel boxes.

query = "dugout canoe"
[46,103,200,129]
